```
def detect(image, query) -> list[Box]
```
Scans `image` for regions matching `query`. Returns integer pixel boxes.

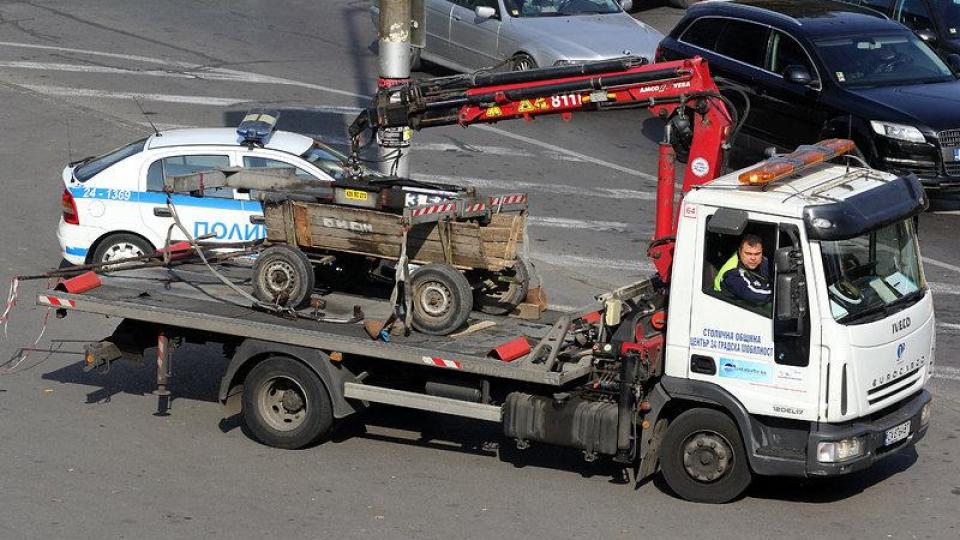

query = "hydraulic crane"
[347,56,741,282]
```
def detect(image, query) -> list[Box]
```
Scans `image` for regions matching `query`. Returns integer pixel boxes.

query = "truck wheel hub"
[682,431,732,482]
[258,376,307,431]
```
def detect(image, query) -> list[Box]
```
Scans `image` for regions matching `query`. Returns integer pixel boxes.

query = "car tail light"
[62,188,79,225]
[655,46,664,62]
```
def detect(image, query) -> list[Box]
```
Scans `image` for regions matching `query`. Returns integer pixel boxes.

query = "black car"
[658,0,960,210]
[839,0,960,57]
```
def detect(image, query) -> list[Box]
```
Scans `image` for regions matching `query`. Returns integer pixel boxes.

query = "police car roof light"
[237,109,281,146]
[738,139,857,186]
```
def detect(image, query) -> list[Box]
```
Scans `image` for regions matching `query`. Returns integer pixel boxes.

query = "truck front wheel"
[659,408,752,503]
[242,356,333,449]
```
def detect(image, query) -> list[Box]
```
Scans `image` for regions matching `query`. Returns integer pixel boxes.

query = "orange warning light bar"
[738,139,857,186]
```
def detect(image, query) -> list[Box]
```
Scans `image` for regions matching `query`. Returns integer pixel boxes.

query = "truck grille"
[946,163,960,177]
[867,366,922,405]
[940,129,960,147]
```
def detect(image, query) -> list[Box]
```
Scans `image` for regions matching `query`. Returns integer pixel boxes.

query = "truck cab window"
[702,218,776,317]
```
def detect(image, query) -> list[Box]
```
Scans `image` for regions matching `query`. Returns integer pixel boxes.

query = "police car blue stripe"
[69,187,248,211]
[65,246,89,256]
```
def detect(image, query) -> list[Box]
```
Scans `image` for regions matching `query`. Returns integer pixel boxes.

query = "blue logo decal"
[718,358,773,383]
[896,342,906,361]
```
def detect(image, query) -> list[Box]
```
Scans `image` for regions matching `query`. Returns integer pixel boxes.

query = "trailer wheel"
[474,260,530,315]
[242,356,333,449]
[411,263,473,335]
[253,245,315,309]
[659,408,752,503]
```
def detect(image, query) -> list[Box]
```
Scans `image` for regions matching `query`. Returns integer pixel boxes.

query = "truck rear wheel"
[411,263,473,335]
[253,245,315,309]
[241,356,333,449]
[659,408,752,503]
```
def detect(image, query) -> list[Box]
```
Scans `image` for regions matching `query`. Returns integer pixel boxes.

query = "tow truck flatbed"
[38,265,597,386]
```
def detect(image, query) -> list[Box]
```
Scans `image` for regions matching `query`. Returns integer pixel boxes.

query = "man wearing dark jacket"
[713,234,772,306]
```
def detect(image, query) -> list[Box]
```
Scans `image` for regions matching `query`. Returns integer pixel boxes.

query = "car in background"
[838,0,960,58]
[370,0,663,72]
[658,0,960,210]
[59,125,358,265]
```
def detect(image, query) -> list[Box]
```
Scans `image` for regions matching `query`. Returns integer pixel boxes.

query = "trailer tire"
[659,408,751,503]
[411,263,473,335]
[474,259,530,315]
[253,245,315,309]
[242,356,333,449]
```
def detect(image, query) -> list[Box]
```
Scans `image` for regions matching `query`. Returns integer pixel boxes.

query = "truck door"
[687,209,820,421]
[139,153,248,244]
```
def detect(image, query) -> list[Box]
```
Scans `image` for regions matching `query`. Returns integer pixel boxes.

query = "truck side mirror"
[706,208,748,235]
[774,246,807,334]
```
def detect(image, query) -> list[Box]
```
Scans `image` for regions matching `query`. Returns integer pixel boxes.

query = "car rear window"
[715,20,770,67]
[679,17,727,50]
[73,138,147,182]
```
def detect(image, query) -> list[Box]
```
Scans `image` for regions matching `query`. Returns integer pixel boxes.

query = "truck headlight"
[921,402,932,427]
[817,437,866,463]
[870,121,926,143]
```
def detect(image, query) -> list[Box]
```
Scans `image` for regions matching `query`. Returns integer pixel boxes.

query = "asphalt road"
[0,1,959,538]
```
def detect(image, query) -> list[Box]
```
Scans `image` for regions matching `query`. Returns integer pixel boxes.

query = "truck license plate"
[884,421,911,446]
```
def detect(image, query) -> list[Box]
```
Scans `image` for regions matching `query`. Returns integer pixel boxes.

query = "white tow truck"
[39,58,934,503]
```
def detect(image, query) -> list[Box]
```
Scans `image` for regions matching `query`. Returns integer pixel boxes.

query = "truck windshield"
[815,33,953,87]
[73,138,147,182]
[301,141,385,182]
[503,0,621,17]
[820,219,925,324]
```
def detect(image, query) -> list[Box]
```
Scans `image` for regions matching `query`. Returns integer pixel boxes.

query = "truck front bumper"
[805,389,931,477]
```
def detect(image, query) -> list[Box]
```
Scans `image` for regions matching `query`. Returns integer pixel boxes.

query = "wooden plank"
[282,202,298,245]
[293,203,312,246]
[304,232,513,270]
[264,204,287,242]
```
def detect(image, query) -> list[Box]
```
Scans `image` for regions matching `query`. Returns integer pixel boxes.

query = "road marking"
[939,322,960,332]
[528,216,632,232]
[20,84,246,106]
[412,173,655,201]
[923,256,960,274]
[933,365,960,382]
[475,125,658,181]
[529,251,653,273]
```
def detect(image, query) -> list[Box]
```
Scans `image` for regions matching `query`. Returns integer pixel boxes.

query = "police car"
[59,113,363,265]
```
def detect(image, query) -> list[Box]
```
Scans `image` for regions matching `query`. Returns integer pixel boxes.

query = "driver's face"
[739,242,763,271]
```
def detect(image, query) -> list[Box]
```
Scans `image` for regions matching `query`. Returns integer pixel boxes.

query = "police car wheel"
[411,263,473,335]
[92,233,154,265]
[253,245,315,309]
[659,408,752,504]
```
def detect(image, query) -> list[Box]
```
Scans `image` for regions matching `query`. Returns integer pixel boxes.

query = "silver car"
[370,0,664,72]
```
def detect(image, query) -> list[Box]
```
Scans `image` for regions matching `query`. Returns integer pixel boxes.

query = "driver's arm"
[721,268,772,305]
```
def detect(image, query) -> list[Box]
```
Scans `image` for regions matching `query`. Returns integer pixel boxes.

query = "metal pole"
[154,330,171,416]
[377,0,413,177]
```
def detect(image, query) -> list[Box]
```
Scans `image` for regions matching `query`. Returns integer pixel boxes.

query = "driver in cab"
[714,234,772,306]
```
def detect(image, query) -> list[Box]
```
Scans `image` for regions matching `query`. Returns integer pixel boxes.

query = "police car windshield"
[73,138,147,182]
[301,141,383,181]
[820,219,925,324]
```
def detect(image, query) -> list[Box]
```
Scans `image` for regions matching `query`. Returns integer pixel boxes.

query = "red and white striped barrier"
[409,202,456,218]
[37,295,76,309]
[422,355,462,370]
[490,194,527,207]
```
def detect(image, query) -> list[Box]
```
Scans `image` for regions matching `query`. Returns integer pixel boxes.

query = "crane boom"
[348,56,738,282]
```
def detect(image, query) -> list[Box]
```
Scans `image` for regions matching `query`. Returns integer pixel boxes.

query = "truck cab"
[664,156,933,482]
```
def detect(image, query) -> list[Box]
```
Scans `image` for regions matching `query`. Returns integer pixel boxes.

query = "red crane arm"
[348,56,737,281]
